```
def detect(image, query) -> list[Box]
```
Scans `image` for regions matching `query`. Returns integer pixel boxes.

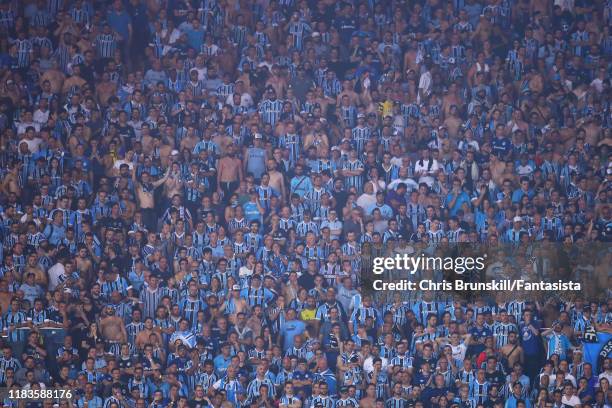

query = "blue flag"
[583,331,612,372]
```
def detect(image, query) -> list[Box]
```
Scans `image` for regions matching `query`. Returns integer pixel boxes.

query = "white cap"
[513,216,523,223]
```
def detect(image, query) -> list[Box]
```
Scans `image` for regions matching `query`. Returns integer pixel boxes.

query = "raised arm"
[152,167,171,188]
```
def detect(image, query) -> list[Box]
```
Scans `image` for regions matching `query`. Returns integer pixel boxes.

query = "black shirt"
[189,399,209,408]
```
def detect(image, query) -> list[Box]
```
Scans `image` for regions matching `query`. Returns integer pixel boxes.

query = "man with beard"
[99,305,128,345]
[135,317,163,350]
[500,331,524,370]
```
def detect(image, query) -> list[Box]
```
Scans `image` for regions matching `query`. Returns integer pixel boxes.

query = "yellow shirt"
[378,100,393,118]
[301,308,316,321]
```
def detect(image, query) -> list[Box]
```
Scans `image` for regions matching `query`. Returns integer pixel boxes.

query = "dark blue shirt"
[491,137,512,157]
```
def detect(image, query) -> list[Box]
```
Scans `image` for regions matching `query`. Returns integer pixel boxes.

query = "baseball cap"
[513,216,523,223]
[232,285,241,291]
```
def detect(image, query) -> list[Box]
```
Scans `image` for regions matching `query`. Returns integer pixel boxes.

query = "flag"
[170,330,197,348]
[583,330,612,372]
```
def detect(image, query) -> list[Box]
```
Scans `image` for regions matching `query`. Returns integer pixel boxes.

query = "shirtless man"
[358,384,377,408]
[220,285,248,325]
[24,254,47,287]
[75,245,93,285]
[39,60,65,95]
[132,166,170,231]
[582,115,603,147]
[266,159,286,203]
[179,126,199,152]
[61,64,87,95]
[76,33,94,55]
[472,14,495,46]
[246,305,266,337]
[1,161,21,197]
[95,72,118,107]
[217,145,243,199]
[265,65,288,98]
[156,125,175,168]
[489,153,507,185]
[140,126,155,156]
[500,331,524,368]
[442,82,462,114]
[303,129,330,156]
[336,80,359,106]
[467,53,490,89]
[99,306,128,344]
[135,317,163,350]
[313,86,335,115]
[0,281,12,314]
[444,105,463,139]
[212,127,233,155]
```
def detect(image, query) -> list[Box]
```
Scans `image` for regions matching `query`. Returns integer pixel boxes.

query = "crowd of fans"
[0,0,611,406]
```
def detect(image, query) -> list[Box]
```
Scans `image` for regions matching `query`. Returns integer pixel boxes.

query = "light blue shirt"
[445,191,470,216]
[280,319,306,351]
[505,394,532,408]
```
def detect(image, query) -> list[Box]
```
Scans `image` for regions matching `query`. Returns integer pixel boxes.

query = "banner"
[583,331,612,373]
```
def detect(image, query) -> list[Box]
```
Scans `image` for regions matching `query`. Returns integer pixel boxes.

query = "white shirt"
[168,28,181,44]
[239,265,254,279]
[18,137,42,154]
[562,373,577,387]
[554,0,574,12]
[451,342,468,362]
[356,193,376,212]
[390,156,403,167]
[561,394,581,407]
[414,159,441,187]
[599,371,612,384]
[590,78,607,93]
[363,355,389,374]
[370,179,386,193]
[33,109,49,124]
[418,71,432,96]
[48,262,66,291]
[113,159,134,171]
[240,93,254,108]
[16,121,40,135]
[387,177,419,192]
